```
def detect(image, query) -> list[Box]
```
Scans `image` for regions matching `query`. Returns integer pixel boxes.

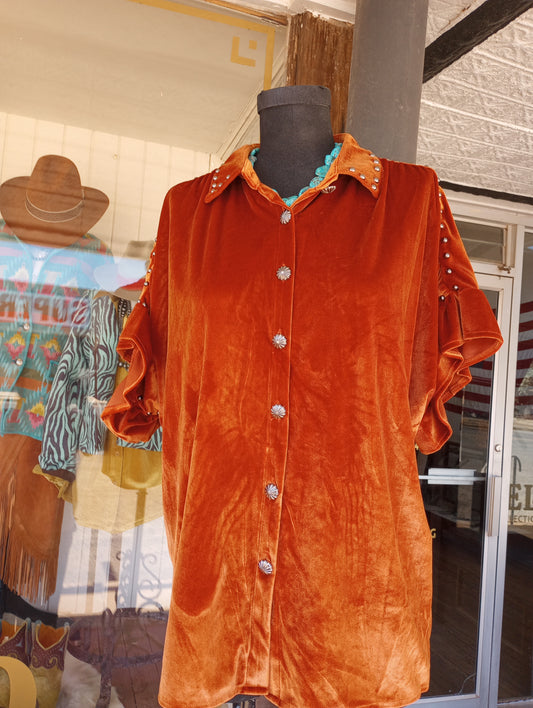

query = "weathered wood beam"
[285,12,353,135]
[424,0,533,82]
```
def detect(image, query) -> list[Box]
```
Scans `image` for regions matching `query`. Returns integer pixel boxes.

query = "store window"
[0,1,286,705]
[498,230,533,702]
[456,219,506,264]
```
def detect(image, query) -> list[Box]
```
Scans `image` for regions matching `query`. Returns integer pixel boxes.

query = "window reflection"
[499,231,533,701]
[0,155,169,707]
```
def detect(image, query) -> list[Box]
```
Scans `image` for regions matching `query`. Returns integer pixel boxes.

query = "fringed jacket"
[102,135,503,708]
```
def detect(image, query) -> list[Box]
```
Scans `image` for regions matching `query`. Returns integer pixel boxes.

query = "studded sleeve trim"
[414,175,503,454]
[101,236,161,442]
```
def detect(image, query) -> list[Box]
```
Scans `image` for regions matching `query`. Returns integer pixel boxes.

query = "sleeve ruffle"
[415,286,503,455]
[101,303,161,443]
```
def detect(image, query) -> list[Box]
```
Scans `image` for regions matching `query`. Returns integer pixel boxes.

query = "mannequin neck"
[253,86,335,198]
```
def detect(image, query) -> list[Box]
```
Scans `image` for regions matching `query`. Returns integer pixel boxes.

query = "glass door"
[416,274,512,707]
[498,231,533,703]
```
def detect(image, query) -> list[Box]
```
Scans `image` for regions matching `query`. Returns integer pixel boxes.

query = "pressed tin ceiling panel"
[418,9,533,198]
[425,0,487,43]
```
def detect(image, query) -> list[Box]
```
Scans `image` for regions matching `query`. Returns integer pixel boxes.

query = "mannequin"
[253,85,335,198]
[228,84,336,708]
[102,81,503,708]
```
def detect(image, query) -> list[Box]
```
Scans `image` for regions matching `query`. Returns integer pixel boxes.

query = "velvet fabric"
[101,134,503,708]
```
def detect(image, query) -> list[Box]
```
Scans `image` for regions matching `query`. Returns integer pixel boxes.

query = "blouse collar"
[205,133,383,204]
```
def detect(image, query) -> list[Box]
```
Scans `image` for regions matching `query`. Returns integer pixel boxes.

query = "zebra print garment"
[39,293,161,478]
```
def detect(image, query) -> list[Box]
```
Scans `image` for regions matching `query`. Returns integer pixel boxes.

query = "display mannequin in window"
[102,84,502,708]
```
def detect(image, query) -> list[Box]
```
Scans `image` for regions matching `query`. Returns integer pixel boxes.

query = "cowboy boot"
[30,621,70,708]
[0,619,31,708]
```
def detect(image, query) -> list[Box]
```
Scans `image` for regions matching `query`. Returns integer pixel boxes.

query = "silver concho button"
[258,559,273,575]
[272,333,287,349]
[265,483,279,501]
[276,266,292,281]
[271,404,286,419]
[280,210,292,224]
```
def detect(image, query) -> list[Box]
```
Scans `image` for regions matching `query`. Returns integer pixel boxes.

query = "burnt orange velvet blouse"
[102,134,503,708]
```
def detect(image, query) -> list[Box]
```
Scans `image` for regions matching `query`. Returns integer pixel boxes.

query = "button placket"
[256,207,295,586]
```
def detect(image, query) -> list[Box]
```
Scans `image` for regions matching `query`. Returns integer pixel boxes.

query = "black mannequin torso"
[228,87,335,708]
[253,85,335,198]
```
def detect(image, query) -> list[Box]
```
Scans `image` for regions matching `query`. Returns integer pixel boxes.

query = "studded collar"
[204,133,382,204]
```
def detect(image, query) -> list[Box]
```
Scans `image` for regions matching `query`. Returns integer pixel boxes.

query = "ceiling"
[1,0,532,199]
[419,2,533,200]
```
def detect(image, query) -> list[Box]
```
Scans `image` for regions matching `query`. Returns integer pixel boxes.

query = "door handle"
[487,476,499,538]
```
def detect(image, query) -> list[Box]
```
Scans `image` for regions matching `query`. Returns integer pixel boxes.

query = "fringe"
[0,531,58,605]
[0,479,58,604]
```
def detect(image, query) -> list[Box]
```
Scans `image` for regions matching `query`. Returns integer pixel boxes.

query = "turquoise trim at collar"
[248,143,343,206]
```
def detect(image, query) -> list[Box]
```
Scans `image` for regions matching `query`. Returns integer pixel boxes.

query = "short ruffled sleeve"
[101,229,165,443]
[413,179,503,454]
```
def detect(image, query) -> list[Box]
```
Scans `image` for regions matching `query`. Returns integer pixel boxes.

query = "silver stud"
[373,159,380,165]
[215,168,220,173]
[321,185,336,194]
[453,285,459,291]
[374,177,379,183]
[272,333,287,349]
[15,358,23,366]
[271,404,286,419]
[371,185,377,190]
[147,268,152,273]
[276,265,291,281]
[440,223,445,229]
[439,295,446,301]
[265,483,279,501]
[142,302,148,307]
[349,167,356,172]
[446,268,452,274]
[144,281,149,286]
[359,174,366,180]
[258,559,273,575]
[442,237,449,243]
[280,210,291,224]
[443,252,451,259]
[226,175,230,180]
[370,153,376,158]
[374,166,381,172]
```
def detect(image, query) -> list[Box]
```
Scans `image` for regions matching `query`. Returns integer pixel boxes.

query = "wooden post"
[286,12,353,135]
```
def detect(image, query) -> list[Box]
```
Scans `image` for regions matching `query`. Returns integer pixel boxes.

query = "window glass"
[418,292,498,697]
[456,220,505,263]
[0,2,286,705]
[498,231,533,701]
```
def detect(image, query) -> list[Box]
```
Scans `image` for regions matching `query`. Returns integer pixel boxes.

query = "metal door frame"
[416,269,515,708]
